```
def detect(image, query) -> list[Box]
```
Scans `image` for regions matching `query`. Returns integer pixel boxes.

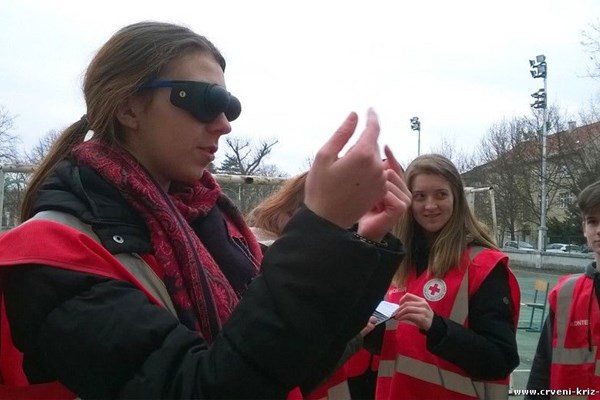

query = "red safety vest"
[302,346,380,400]
[549,273,600,399]
[375,246,520,400]
[344,348,379,377]
[304,366,351,400]
[0,217,175,399]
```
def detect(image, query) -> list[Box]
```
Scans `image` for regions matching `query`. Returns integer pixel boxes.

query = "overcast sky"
[2,0,600,175]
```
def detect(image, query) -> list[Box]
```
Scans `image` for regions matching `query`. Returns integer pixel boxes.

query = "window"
[558,192,573,209]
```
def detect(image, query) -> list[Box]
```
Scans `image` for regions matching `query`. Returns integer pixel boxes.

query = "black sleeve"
[424,264,519,380]
[213,208,403,395]
[5,207,403,399]
[525,313,553,400]
[362,322,385,355]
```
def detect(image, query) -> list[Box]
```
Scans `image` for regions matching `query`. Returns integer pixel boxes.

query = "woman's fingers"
[394,293,434,331]
[305,110,386,229]
[314,112,359,164]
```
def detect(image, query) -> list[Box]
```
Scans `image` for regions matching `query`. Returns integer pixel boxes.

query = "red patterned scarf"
[72,140,262,342]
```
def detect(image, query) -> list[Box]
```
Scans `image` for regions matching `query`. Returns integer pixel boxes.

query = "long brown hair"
[393,154,497,284]
[246,172,308,236]
[21,21,225,221]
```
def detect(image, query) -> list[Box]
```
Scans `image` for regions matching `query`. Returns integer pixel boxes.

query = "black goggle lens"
[140,80,241,123]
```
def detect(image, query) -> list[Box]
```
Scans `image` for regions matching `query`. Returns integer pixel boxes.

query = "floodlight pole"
[410,117,421,156]
[539,73,548,255]
[529,54,548,265]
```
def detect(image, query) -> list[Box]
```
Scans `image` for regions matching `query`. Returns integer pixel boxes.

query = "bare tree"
[0,106,23,228]
[217,136,287,214]
[581,19,600,79]
[550,120,600,193]
[463,114,558,244]
[463,104,596,245]
[24,129,60,165]
[464,118,529,242]
[0,106,19,163]
[428,137,477,174]
[218,137,281,176]
[2,171,28,228]
[3,129,61,227]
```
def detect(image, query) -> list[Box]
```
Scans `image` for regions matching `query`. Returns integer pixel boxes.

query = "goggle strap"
[139,80,176,89]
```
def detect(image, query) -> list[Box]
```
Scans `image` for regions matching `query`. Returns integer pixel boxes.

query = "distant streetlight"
[410,116,421,156]
[529,54,548,259]
[530,89,547,109]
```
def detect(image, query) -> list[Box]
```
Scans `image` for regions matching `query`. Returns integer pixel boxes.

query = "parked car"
[546,243,582,253]
[503,240,536,251]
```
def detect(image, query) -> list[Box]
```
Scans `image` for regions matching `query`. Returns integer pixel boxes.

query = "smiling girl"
[373,154,521,400]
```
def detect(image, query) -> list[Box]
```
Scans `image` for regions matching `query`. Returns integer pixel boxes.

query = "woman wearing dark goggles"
[1,20,410,400]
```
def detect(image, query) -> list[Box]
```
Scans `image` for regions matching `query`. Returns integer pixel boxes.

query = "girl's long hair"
[246,172,308,236]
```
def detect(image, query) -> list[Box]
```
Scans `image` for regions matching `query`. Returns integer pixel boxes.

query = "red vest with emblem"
[0,218,179,399]
[375,246,520,400]
[549,272,600,399]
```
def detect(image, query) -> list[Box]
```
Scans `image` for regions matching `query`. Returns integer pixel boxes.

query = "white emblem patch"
[423,279,447,301]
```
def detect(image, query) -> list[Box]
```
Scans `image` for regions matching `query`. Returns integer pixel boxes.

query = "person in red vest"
[0,21,413,399]
[370,154,521,400]
[526,180,600,399]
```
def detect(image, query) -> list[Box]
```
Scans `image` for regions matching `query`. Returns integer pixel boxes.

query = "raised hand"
[393,293,434,331]
[304,109,387,229]
[357,145,412,241]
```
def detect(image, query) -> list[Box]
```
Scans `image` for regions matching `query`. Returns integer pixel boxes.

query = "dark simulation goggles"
[140,80,241,123]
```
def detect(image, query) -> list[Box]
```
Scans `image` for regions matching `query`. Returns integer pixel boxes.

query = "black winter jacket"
[4,160,405,399]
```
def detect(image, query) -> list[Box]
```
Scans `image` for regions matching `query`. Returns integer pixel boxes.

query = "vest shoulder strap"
[30,211,178,318]
[469,245,485,261]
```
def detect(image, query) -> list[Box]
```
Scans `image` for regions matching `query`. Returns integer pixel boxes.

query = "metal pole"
[0,170,4,230]
[464,187,475,212]
[538,73,548,255]
[417,127,421,156]
[489,188,498,245]
[0,164,37,173]
[464,186,497,242]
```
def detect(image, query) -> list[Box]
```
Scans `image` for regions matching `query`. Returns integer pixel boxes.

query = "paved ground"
[511,267,567,398]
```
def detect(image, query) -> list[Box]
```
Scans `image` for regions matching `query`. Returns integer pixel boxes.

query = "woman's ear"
[115,96,142,131]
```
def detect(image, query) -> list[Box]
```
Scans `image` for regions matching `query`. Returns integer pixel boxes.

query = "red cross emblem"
[428,283,441,296]
[423,278,447,301]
